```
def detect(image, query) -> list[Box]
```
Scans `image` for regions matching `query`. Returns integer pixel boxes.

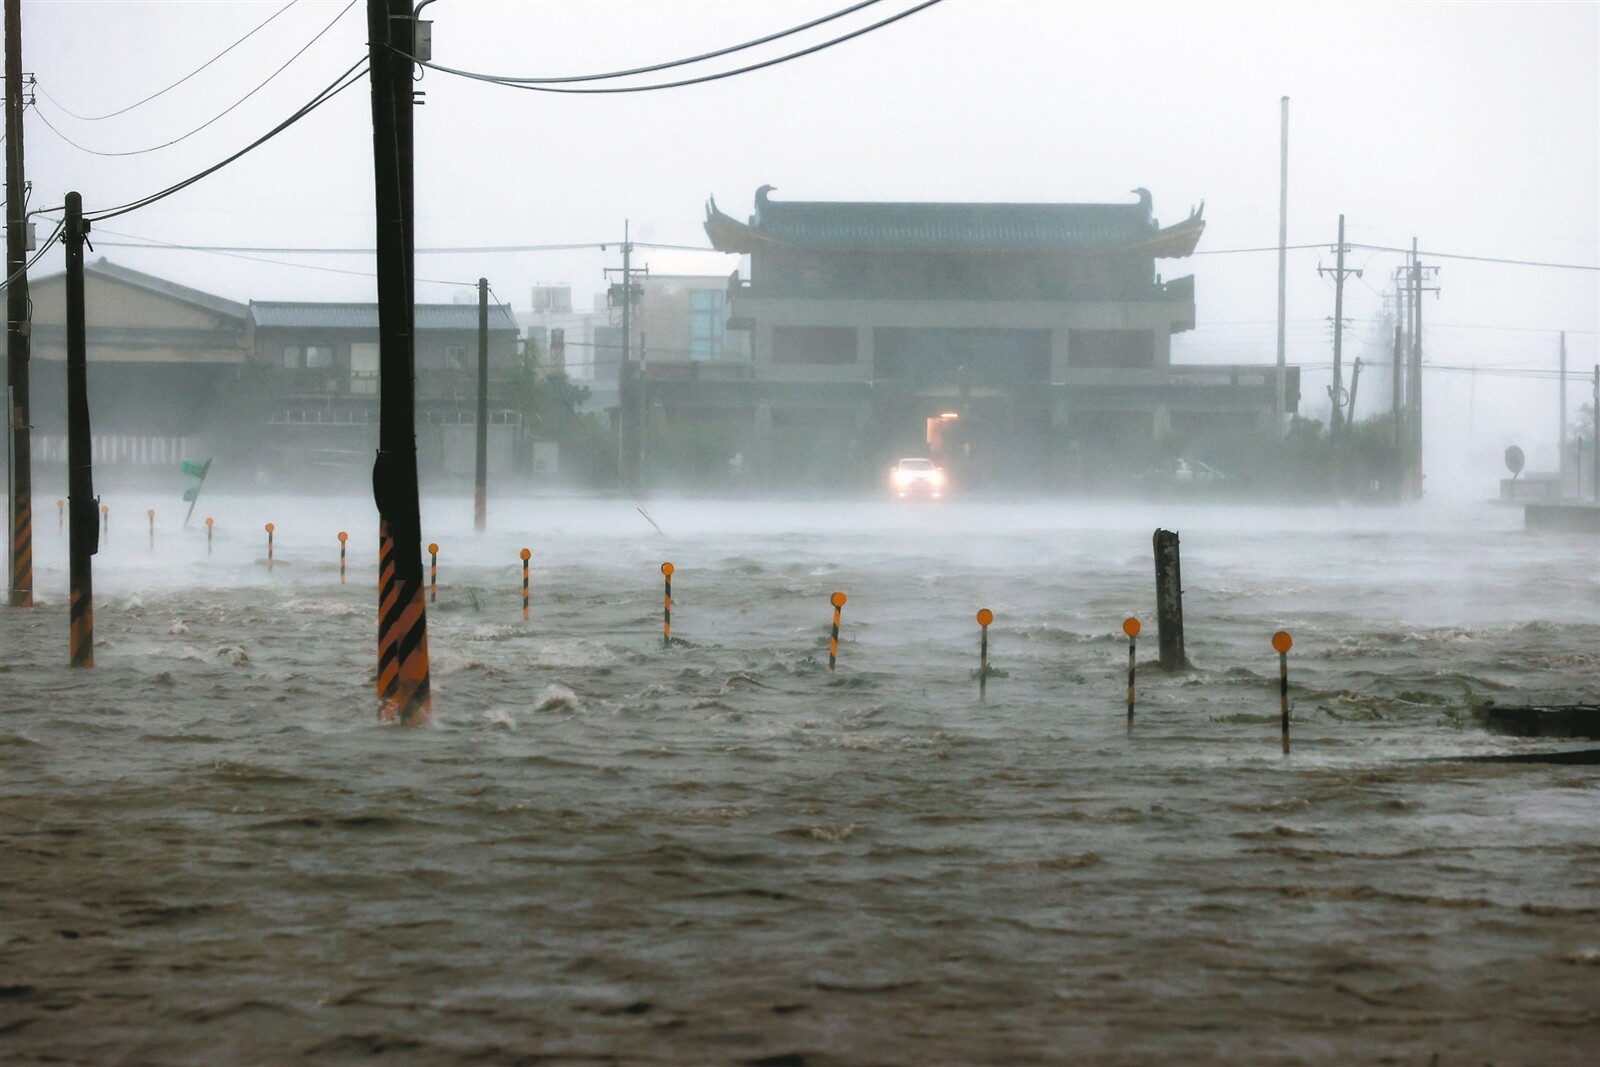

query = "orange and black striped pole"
[368,0,431,727]
[265,522,275,571]
[1123,617,1140,728]
[661,561,674,645]
[205,516,214,555]
[428,542,438,603]
[1273,630,1293,754]
[147,508,154,550]
[64,192,97,667]
[977,608,994,699]
[828,591,846,672]
[338,530,347,583]
[9,486,31,607]
[520,548,531,619]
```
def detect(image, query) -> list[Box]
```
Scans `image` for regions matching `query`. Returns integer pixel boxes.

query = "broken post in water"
[1153,528,1187,670]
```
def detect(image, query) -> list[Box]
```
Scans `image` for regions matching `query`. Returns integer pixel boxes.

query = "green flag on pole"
[181,458,212,528]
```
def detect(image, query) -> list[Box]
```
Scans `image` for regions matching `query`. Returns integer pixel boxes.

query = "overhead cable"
[33,1,358,158]
[411,0,945,94]
[34,1,301,121]
[82,58,368,224]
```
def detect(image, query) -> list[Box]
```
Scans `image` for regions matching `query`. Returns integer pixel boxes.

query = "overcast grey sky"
[18,0,1600,493]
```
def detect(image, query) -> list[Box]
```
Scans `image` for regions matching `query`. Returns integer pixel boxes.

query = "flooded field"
[2,494,1597,1065]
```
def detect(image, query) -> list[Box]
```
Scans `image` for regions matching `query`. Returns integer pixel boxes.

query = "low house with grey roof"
[247,300,523,479]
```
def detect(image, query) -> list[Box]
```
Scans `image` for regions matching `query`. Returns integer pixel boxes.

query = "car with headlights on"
[890,457,945,499]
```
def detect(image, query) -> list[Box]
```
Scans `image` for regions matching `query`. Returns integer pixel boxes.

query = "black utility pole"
[63,192,95,666]
[1317,215,1360,435]
[474,276,488,531]
[367,0,430,725]
[6,0,32,607]
[1390,324,1403,497]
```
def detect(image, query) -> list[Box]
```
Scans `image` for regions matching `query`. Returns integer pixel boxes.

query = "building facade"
[626,186,1298,489]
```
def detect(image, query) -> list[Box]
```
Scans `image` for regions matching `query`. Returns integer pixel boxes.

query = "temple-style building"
[624,187,1295,488]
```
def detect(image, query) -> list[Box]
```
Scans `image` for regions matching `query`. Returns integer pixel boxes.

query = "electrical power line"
[32,0,301,121]
[32,2,358,158]
[1346,242,1597,272]
[60,58,368,224]
[412,0,945,95]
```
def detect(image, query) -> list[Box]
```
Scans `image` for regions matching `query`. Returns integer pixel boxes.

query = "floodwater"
[2,493,1597,1066]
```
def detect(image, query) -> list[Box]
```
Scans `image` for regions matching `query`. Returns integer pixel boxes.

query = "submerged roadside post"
[1123,616,1141,728]
[265,523,275,571]
[428,542,438,603]
[56,499,62,535]
[1273,630,1293,753]
[661,562,674,645]
[520,547,531,620]
[337,530,347,582]
[147,508,154,550]
[101,503,108,540]
[1153,529,1187,670]
[205,517,214,556]
[828,591,846,672]
[977,608,993,700]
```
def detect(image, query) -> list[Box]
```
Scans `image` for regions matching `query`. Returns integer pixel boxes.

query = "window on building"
[1068,330,1155,369]
[350,342,379,395]
[688,289,724,361]
[772,326,857,365]
[445,345,468,371]
[283,344,334,369]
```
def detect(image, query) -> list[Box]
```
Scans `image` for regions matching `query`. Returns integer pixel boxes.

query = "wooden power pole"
[367,0,430,725]
[64,192,95,666]
[6,0,32,607]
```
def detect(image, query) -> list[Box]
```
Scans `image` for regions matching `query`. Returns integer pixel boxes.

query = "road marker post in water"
[520,548,531,620]
[1273,630,1293,753]
[57,499,64,535]
[265,523,275,571]
[337,531,347,582]
[1123,617,1141,728]
[661,562,674,645]
[205,517,214,556]
[428,543,439,603]
[101,504,108,540]
[977,608,994,699]
[147,509,154,550]
[828,591,846,672]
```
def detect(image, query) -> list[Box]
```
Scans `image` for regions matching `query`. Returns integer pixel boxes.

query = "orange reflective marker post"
[977,608,994,699]
[828,591,846,672]
[337,531,348,583]
[661,562,674,646]
[1123,616,1141,729]
[205,517,214,556]
[147,509,155,550]
[1273,630,1293,754]
[520,548,531,620]
[57,499,64,535]
[265,523,275,571]
[101,504,109,540]
[428,542,439,604]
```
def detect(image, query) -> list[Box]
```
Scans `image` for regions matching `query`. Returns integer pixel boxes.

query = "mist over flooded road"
[3,496,1597,1065]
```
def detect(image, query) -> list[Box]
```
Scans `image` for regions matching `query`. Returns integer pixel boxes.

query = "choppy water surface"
[3,495,1597,1065]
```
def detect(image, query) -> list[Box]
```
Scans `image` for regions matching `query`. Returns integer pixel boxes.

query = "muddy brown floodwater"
[3,496,1597,1065]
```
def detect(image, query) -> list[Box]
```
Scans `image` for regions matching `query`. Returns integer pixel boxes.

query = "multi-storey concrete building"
[628,186,1297,488]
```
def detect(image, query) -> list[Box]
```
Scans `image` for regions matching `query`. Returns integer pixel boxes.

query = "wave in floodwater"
[2,496,1598,1065]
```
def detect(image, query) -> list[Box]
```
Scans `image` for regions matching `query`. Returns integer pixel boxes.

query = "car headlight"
[893,470,913,485]
[930,469,944,486]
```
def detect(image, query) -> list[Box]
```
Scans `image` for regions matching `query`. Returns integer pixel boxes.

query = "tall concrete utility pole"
[605,223,646,491]
[1318,215,1360,435]
[1558,331,1567,458]
[1275,96,1289,436]
[367,0,430,725]
[474,276,488,532]
[64,192,95,666]
[6,0,32,607]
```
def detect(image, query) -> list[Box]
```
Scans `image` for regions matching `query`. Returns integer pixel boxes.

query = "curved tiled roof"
[705,187,1204,258]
